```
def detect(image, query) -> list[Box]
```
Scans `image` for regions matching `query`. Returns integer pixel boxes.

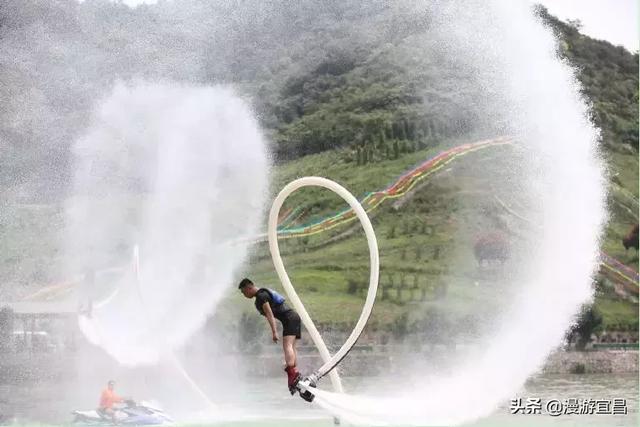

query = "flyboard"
[267,177,380,402]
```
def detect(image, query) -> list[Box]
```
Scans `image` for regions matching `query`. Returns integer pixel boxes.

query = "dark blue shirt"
[255,288,292,321]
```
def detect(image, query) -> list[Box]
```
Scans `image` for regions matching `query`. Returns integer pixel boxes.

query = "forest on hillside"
[2,1,636,202]
[538,6,638,150]
[0,1,637,307]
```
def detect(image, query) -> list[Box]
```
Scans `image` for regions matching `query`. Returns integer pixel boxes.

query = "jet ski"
[72,400,173,425]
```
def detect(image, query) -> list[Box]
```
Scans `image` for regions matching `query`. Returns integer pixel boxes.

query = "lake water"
[0,373,637,426]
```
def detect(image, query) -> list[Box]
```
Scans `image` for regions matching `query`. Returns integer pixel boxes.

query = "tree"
[399,121,408,140]
[385,124,393,139]
[426,120,433,138]
[392,313,409,339]
[393,140,400,159]
[347,279,358,295]
[410,275,419,300]
[382,284,390,300]
[568,305,603,350]
[403,119,410,139]
[388,225,396,239]
[388,273,395,287]
[566,18,583,31]
[378,130,386,148]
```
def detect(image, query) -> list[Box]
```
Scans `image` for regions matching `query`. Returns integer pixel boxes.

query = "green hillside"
[232,6,640,334]
[234,137,638,335]
[0,2,637,337]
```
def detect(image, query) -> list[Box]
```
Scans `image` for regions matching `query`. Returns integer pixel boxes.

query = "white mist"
[308,1,607,424]
[66,82,269,365]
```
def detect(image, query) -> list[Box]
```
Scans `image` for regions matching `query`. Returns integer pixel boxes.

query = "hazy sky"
[106,0,639,52]
[537,0,638,51]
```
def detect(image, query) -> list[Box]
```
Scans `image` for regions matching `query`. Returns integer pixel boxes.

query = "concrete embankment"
[542,349,639,374]
[0,347,636,383]
[249,347,639,377]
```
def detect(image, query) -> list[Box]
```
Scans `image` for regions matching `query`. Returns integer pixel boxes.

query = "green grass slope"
[233,136,638,334]
[1,5,637,338]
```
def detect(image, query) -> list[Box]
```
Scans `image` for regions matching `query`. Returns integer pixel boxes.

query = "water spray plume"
[295,1,607,425]
[58,1,607,425]
[66,82,269,365]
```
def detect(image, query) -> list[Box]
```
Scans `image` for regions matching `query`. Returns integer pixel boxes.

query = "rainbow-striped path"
[274,136,637,295]
[17,138,513,301]
[17,136,638,301]
[600,252,639,295]
[495,195,638,295]
[277,136,513,238]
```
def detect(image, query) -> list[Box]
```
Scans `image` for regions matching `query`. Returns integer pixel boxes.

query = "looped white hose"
[92,244,139,310]
[268,177,380,392]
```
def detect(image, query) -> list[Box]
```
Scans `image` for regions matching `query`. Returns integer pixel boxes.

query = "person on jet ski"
[238,278,303,394]
[98,380,125,423]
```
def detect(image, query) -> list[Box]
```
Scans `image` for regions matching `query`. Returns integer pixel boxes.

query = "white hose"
[87,245,141,311]
[268,177,380,391]
[92,286,120,310]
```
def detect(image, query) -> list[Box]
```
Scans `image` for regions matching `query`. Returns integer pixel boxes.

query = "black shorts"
[279,311,301,339]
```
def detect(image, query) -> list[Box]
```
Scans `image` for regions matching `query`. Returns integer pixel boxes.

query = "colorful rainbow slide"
[19,137,638,301]
[277,136,513,238]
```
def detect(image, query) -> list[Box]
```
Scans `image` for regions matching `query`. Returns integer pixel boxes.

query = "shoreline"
[0,348,637,383]
[247,347,639,377]
[542,348,639,374]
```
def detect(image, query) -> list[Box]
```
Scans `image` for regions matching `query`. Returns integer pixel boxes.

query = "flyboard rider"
[238,278,306,396]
